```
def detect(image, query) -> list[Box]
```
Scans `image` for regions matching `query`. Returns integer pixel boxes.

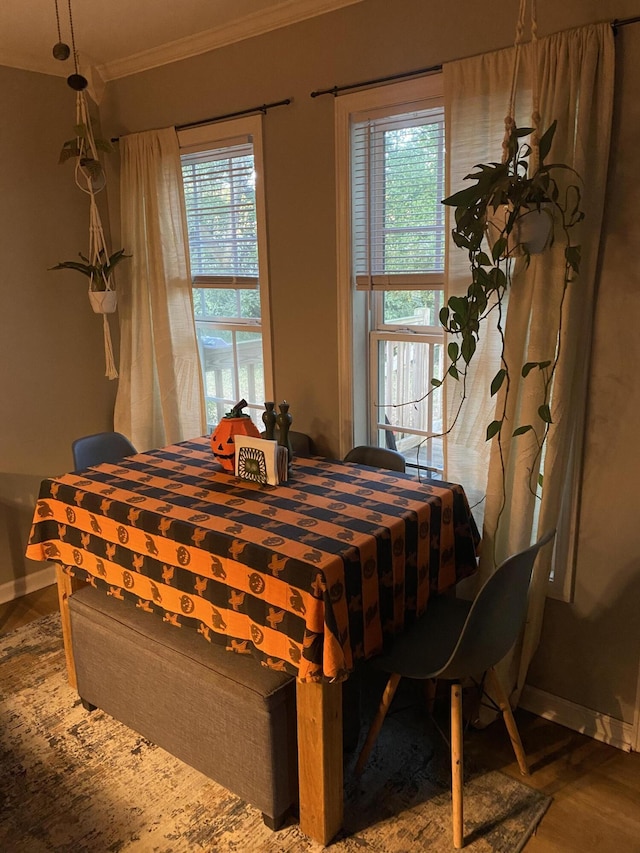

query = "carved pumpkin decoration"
[211,403,260,472]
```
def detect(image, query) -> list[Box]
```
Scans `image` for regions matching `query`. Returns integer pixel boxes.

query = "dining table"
[26,435,480,844]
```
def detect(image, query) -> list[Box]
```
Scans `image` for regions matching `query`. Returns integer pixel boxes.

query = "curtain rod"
[111,98,292,142]
[310,15,640,99]
[612,15,640,33]
[310,64,441,98]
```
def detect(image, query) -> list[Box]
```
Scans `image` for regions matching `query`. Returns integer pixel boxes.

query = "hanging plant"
[49,248,130,293]
[431,0,585,528]
[435,119,583,499]
[48,0,126,378]
[49,87,129,379]
[58,121,114,186]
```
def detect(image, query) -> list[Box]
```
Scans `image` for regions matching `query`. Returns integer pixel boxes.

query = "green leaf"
[538,404,552,423]
[452,231,471,250]
[522,362,537,377]
[565,244,581,274]
[461,335,477,365]
[448,364,460,380]
[486,420,502,440]
[491,236,507,262]
[442,185,483,208]
[537,120,557,163]
[538,473,544,489]
[512,424,533,436]
[490,369,506,396]
[48,261,93,277]
[58,147,79,164]
[448,296,469,319]
[447,341,459,362]
[430,377,442,388]
[95,138,114,154]
[439,306,450,326]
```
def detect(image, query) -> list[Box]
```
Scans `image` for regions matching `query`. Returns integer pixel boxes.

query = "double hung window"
[179,116,273,430]
[336,76,446,475]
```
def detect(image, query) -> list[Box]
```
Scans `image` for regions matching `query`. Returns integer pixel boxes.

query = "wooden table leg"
[55,565,79,691]
[296,679,343,845]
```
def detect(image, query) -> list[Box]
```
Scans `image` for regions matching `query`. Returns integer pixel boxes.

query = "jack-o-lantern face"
[210,416,260,472]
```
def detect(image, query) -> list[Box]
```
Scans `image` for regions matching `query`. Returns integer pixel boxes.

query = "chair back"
[344,445,406,473]
[72,432,137,470]
[260,430,314,456]
[438,530,556,680]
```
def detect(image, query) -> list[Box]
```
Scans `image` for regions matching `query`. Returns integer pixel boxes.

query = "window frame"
[178,116,274,427]
[335,75,445,461]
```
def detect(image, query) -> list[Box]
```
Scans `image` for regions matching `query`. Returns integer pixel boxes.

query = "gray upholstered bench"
[68,585,298,829]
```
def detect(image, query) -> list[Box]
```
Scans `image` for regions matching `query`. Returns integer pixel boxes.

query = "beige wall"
[0,66,116,593]
[3,0,639,725]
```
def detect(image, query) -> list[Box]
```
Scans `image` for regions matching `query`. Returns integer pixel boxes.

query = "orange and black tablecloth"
[26,437,480,682]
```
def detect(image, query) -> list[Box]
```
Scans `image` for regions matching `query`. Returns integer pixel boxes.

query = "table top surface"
[27,437,480,681]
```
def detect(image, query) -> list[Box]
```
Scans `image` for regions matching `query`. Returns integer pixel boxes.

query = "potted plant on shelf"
[435,118,583,503]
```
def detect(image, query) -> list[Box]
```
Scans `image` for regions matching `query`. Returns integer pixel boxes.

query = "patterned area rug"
[0,613,551,852]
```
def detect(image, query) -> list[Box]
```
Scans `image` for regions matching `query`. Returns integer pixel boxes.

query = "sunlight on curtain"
[443,23,614,705]
[115,128,206,451]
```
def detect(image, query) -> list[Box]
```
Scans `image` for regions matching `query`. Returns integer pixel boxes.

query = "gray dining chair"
[72,431,137,470]
[260,429,314,456]
[355,529,556,848]
[344,445,406,473]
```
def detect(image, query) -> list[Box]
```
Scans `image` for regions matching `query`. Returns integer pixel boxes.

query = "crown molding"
[98,0,364,82]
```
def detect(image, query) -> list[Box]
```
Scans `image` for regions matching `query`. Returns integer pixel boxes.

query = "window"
[178,117,273,431]
[336,76,445,476]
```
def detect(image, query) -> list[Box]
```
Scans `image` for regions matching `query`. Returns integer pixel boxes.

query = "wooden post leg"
[55,565,79,691]
[296,679,343,845]
[355,673,401,776]
[451,681,464,849]
[486,666,529,776]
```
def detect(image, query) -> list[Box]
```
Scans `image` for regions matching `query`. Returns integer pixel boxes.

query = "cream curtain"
[114,128,206,451]
[443,23,614,703]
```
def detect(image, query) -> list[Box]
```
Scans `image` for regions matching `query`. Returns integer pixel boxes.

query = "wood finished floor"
[2,586,639,852]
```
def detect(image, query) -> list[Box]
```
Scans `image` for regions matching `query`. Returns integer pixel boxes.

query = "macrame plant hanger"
[74,91,118,380]
[53,0,119,380]
[503,0,541,169]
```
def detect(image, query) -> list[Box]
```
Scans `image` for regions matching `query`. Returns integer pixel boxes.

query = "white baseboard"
[0,565,57,605]
[520,684,634,752]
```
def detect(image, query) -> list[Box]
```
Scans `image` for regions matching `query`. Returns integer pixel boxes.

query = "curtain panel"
[114,128,206,451]
[443,23,614,703]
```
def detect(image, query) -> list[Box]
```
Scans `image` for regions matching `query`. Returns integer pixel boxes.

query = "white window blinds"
[351,104,445,290]
[181,141,258,288]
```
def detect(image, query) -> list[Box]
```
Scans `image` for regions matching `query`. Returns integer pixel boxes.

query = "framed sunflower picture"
[234,435,288,485]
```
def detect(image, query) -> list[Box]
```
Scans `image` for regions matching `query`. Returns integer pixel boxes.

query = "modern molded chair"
[355,529,556,848]
[72,431,138,470]
[344,445,406,473]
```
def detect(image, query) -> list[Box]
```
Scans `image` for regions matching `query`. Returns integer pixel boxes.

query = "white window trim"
[335,75,444,458]
[178,115,275,405]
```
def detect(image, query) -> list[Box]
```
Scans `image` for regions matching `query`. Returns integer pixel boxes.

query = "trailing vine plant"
[436,118,584,519]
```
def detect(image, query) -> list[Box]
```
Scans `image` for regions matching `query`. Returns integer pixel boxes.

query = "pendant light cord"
[54,0,63,43]
[67,0,80,75]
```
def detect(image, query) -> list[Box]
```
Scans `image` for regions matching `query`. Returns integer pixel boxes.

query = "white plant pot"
[486,203,553,256]
[89,289,117,314]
